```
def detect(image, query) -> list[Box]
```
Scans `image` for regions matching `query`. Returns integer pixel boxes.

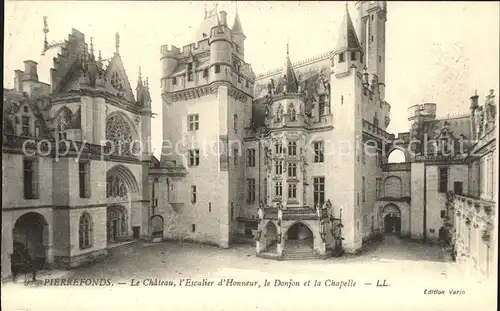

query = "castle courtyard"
[4,236,492,311]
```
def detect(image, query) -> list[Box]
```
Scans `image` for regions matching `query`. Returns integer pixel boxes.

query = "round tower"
[160,45,180,92]
[209,25,232,83]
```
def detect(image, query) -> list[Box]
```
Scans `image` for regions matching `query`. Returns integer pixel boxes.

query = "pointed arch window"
[79,212,93,249]
[106,114,138,157]
[107,175,128,198]
[289,104,297,121]
[34,120,41,137]
[276,105,283,122]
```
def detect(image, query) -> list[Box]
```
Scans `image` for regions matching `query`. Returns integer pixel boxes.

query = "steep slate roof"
[334,6,362,52]
[231,10,245,36]
[276,48,299,94]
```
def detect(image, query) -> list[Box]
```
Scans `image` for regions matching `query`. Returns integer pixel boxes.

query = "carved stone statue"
[484,89,496,129]
[475,107,484,138]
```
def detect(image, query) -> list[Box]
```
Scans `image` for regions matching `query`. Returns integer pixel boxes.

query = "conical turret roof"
[334,4,361,53]
[281,44,299,93]
[232,10,245,37]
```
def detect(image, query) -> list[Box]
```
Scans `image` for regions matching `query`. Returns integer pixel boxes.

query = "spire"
[138,66,143,86]
[89,37,95,58]
[115,32,120,54]
[334,3,361,53]
[281,42,299,93]
[42,16,49,55]
[232,4,245,37]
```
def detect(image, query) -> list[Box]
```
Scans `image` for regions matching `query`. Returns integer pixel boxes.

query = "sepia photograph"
[2,1,499,310]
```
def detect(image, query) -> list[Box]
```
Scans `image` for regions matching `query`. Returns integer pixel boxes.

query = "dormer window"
[339,53,345,63]
[23,106,29,113]
[187,63,194,82]
[350,51,357,61]
[21,116,30,136]
[34,120,41,137]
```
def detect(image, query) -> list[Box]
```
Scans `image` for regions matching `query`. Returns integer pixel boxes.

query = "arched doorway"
[150,215,164,242]
[264,221,278,253]
[382,204,401,235]
[107,205,128,243]
[12,212,48,276]
[285,222,314,251]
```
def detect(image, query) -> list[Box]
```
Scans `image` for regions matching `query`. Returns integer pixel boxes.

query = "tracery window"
[276,105,283,122]
[79,212,93,249]
[289,104,297,121]
[106,114,138,157]
[107,206,127,240]
[106,175,128,198]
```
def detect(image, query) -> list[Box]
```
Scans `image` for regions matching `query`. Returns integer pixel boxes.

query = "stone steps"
[282,250,325,260]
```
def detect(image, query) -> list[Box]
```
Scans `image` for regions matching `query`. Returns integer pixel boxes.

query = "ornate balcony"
[149,166,188,177]
[262,207,319,220]
[362,120,393,141]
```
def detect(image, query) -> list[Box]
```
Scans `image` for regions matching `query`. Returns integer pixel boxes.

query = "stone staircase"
[282,249,325,260]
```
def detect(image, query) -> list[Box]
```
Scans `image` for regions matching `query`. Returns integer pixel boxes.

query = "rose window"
[106,114,139,157]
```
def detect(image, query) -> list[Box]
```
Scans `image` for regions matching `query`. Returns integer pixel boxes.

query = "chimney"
[22,60,39,82]
[219,11,227,26]
[14,70,24,92]
[470,90,479,110]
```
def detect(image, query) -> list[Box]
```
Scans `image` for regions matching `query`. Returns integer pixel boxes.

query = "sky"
[4,1,499,158]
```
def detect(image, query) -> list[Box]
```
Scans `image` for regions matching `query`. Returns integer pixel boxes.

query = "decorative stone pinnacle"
[115,32,120,54]
[98,50,102,62]
[138,66,142,85]
[42,16,49,54]
[90,37,94,56]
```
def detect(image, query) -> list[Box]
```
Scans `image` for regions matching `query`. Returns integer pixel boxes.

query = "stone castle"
[2,1,497,280]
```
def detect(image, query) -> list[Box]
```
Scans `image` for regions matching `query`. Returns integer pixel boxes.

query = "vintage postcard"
[2,1,498,310]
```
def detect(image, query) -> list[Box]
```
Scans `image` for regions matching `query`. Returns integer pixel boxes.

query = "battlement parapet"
[161,45,181,58]
[408,102,437,120]
[209,26,232,43]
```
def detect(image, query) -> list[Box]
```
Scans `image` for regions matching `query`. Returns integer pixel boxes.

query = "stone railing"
[382,162,411,172]
[262,207,319,220]
[377,196,411,203]
[2,134,112,156]
[362,120,393,140]
[149,166,188,177]
[282,207,317,219]
[451,193,495,277]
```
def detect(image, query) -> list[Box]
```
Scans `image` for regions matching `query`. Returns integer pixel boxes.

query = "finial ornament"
[345,1,349,11]
[138,66,142,85]
[286,37,289,56]
[42,16,49,54]
[475,90,478,96]
[115,32,120,54]
[90,37,94,56]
